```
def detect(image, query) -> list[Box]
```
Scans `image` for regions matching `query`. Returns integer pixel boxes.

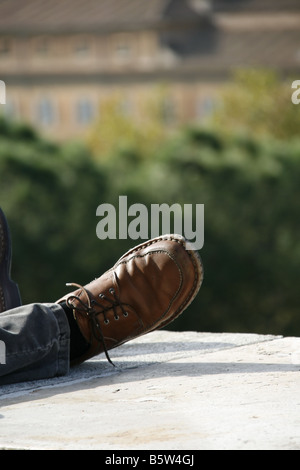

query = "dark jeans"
[0,303,70,385]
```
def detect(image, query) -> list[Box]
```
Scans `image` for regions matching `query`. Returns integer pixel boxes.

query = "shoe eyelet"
[123,311,128,317]
[104,319,110,325]
[114,315,119,321]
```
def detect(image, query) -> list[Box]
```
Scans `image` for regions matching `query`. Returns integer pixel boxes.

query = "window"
[74,39,90,57]
[116,43,131,58]
[119,99,132,117]
[3,99,18,120]
[0,38,11,56]
[196,96,215,120]
[76,99,95,125]
[113,34,133,60]
[161,98,176,125]
[36,98,56,126]
[36,37,49,56]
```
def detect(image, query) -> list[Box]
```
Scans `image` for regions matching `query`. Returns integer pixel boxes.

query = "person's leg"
[0,208,87,385]
[0,302,70,385]
[0,208,22,313]
[0,207,204,384]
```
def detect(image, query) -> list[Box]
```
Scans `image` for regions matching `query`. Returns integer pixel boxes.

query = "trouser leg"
[0,303,70,385]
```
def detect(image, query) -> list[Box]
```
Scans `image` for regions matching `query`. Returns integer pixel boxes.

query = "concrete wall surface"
[0,330,299,450]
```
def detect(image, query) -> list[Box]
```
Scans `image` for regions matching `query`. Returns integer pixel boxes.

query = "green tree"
[211,68,300,139]
[100,125,300,337]
[1,116,300,338]
[86,86,174,160]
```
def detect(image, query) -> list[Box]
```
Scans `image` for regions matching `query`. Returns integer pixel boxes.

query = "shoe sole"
[0,209,22,312]
[115,233,204,330]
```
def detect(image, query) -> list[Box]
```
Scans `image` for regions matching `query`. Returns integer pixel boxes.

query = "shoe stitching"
[117,237,203,327]
[119,234,185,259]
[118,234,203,309]
[116,249,183,331]
[158,250,204,328]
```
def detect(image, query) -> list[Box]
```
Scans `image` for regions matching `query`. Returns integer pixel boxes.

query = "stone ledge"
[0,331,299,450]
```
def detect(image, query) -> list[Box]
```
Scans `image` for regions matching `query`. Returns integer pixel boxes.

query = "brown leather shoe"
[0,208,22,313]
[57,234,203,365]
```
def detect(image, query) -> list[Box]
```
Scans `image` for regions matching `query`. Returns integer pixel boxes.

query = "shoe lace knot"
[65,282,128,366]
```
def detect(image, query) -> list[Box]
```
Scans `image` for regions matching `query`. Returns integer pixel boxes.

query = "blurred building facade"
[0,0,300,140]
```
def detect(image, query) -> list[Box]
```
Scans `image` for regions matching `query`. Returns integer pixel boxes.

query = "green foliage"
[86,87,174,160]
[211,68,300,139]
[161,128,300,336]
[1,116,300,337]
[99,124,300,337]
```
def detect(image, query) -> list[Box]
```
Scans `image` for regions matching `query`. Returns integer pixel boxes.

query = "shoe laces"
[65,281,128,367]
